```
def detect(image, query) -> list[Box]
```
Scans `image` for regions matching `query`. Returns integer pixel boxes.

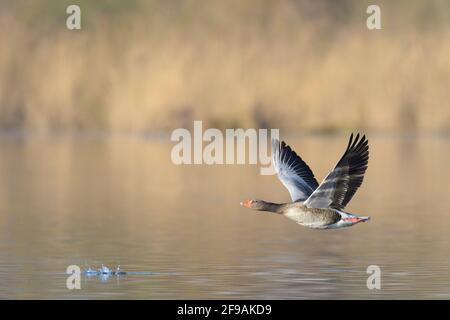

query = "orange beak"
[240,200,253,208]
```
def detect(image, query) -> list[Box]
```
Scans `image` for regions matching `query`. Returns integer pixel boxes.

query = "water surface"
[0,134,449,299]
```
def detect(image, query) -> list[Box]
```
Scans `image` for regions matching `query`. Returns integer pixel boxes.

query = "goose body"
[241,133,370,229]
[282,204,342,229]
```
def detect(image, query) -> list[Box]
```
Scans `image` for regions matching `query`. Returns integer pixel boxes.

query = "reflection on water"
[0,134,449,299]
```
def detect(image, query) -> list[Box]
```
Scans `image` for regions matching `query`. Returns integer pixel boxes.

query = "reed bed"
[0,0,449,133]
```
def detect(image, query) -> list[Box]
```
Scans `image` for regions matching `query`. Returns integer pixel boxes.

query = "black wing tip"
[278,140,300,159]
[347,132,369,152]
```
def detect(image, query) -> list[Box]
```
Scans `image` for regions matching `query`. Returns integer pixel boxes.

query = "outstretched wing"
[303,133,369,210]
[272,139,319,202]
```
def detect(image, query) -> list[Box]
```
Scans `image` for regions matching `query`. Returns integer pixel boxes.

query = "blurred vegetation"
[0,0,449,133]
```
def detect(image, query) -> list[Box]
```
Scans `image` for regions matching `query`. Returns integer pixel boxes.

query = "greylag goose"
[240,133,370,229]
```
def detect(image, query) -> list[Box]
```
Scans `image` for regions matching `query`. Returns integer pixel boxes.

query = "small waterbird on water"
[241,133,370,229]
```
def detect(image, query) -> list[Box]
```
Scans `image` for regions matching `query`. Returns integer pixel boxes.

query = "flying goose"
[240,133,370,229]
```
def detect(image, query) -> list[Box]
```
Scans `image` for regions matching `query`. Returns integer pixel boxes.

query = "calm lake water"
[0,133,449,299]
